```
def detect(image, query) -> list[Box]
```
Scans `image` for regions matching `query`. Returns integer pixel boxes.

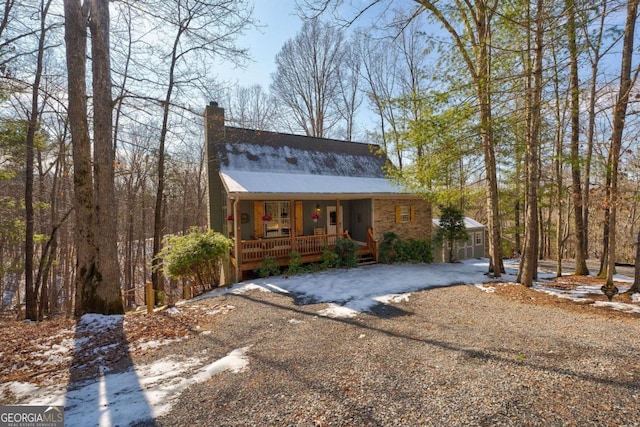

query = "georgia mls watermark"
[0,406,63,427]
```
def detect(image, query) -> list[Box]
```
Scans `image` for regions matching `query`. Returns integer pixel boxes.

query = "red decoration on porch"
[311,212,321,220]
[261,214,272,221]
[224,215,234,221]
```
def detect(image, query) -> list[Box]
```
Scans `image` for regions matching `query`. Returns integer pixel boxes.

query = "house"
[432,217,486,262]
[204,101,432,282]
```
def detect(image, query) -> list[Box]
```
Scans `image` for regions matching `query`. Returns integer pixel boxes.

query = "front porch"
[231,228,378,273]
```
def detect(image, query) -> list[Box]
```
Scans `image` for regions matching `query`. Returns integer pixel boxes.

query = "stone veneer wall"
[373,198,432,241]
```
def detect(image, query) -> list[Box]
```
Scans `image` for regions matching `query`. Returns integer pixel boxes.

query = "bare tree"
[90,0,122,313]
[271,18,347,138]
[335,40,362,141]
[224,84,277,130]
[581,0,620,261]
[565,0,590,276]
[602,0,640,299]
[140,0,253,300]
[64,0,95,317]
[64,0,123,316]
[305,1,505,276]
[356,32,404,167]
[632,229,640,294]
[22,0,53,320]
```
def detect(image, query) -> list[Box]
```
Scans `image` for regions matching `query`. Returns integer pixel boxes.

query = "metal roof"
[432,217,486,229]
[216,127,411,197]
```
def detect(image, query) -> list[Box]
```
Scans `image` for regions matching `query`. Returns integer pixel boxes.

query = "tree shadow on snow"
[65,314,156,426]
[284,281,473,319]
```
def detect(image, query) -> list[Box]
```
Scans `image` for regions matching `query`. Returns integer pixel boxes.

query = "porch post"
[290,199,297,252]
[233,199,240,283]
[336,199,343,236]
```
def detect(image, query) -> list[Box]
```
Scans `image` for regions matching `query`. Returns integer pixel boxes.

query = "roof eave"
[227,192,421,201]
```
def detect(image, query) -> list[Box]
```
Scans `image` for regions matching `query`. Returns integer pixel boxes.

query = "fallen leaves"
[0,303,226,404]
[491,278,640,321]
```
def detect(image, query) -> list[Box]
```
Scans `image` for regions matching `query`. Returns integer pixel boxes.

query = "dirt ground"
[494,275,639,321]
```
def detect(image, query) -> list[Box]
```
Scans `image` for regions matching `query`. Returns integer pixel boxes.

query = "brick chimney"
[204,101,225,232]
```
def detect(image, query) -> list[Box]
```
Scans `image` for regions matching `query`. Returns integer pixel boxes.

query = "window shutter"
[295,201,303,236]
[254,201,264,238]
[410,206,415,222]
[395,205,401,223]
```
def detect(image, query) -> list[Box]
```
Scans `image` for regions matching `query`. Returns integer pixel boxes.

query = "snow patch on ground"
[192,259,509,319]
[475,284,496,293]
[15,347,251,426]
[78,313,124,331]
[532,283,632,303]
[132,337,187,352]
[206,304,236,316]
[374,293,412,304]
[318,304,360,318]
[593,300,640,314]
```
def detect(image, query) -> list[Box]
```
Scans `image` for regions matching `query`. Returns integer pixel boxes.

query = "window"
[475,231,483,246]
[398,205,411,223]
[263,201,290,237]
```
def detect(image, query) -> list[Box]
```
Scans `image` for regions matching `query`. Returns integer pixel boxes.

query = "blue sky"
[213,0,392,90]
[214,1,304,88]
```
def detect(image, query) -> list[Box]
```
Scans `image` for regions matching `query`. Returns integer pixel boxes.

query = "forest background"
[0,0,638,319]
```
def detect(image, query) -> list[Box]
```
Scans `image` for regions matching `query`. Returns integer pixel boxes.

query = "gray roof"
[216,127,409,197]
[218,127,388,177]
[433,217,486,229]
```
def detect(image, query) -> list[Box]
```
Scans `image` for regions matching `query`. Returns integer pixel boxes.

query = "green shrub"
[156,290,166,306]
[334,238,358,268]
[286,251,306,276]
[395,239,433,263]
[255,256,280,278]
[320,246,338,270]
[378,232,432,264]
[157,228,232,288]
[378,232,400,264]
[435,205,469,262]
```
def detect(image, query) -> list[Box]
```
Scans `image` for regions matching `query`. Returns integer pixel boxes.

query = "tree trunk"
[598,160,611,277]
[64,0,97,318]
[631,230,640,294]
[475,4,504,277]
[603,0,639,299]
[151,15,187,303]
[554,109,563,277]
[24,0,52,321]
[582,3,607,261]
[566,0,589,276]
[89,0,123,314]
[519,0,543,287]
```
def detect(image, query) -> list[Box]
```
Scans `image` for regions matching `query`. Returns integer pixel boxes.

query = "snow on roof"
[215,127,407,196]
[218,127,387,178]
[432,217,485,229]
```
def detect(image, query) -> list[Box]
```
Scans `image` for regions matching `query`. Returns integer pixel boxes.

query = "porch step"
[357,250,376,266]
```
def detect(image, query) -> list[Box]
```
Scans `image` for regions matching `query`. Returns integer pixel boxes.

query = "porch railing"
[366,227,378,262]
[237,234,340,264]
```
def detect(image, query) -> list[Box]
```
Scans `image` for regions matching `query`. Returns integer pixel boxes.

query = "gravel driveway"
[141,284,640,426]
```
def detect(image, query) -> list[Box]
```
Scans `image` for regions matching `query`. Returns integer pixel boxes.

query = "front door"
[327,206,339,235]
